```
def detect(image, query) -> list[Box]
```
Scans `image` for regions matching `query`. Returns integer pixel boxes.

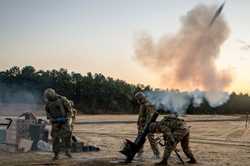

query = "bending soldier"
[149,113,197,165]
[135,92,160,159]
[44,88,74,160]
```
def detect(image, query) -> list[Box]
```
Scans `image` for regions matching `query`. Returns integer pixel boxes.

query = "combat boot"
[155,158,168,166]
[52,153,59,161]
[187,157,197,164]
[65,151,72,158]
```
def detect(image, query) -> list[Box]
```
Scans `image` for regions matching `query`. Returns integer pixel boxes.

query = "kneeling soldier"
[149,113,197,165]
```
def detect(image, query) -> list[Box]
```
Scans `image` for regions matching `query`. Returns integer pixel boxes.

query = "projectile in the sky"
[209,2,225,27]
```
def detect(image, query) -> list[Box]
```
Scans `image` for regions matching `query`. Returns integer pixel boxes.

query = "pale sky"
[1,0,250,93]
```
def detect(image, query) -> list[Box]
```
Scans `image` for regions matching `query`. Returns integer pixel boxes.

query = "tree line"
[0,66,249,114]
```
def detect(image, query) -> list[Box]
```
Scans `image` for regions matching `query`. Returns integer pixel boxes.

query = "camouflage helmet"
[134,91,147,104]
[44,88,57,102]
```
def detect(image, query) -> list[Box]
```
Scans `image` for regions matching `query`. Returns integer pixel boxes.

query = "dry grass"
[1,115,250,165]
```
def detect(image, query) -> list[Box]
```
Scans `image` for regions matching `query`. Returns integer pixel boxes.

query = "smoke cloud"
[135,4,232,91]
[0,81,41,115]
[145,90,230,115]
[0,82,40,104]
[145,90,191,115]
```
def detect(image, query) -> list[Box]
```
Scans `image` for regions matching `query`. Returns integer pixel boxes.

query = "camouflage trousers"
[137,125,160,156]
[149,122,195,160]
[51,124,72,154]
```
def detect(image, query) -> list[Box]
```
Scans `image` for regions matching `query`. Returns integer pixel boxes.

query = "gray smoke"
[135,4,232,91]
[0,82,39,104]
[204,91,230,107]
[0,81,41,114]
[145,90,230,115]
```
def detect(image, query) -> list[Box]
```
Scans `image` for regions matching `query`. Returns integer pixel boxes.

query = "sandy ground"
[1,115,250,166]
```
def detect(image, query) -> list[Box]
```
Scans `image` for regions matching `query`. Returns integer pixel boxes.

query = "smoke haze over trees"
[0,66,250,114]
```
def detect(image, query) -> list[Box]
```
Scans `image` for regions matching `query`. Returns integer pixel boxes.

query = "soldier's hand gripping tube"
[119,111,160,162]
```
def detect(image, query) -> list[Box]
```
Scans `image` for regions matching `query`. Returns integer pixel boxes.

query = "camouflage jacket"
[137,101,154,129]
[160,115,186,131]
[45,96,73,122]
[159,115,188,142]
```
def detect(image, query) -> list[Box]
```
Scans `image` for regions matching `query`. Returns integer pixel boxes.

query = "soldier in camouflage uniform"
[44,88,74,160]
[69,100,77,130]
[135,92,160,159]
[149,113,197,165]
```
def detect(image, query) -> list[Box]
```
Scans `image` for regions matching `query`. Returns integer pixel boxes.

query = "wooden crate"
[16,119,36,139]
[6,119,36,144]
[0,143,17,152]
[6,129,17,144]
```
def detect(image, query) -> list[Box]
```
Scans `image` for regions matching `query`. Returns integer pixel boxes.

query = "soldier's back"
[161,115,185,130]
[46,99,66,119]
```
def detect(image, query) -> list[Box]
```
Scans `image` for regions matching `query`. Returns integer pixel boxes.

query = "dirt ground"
[1,115,250,166]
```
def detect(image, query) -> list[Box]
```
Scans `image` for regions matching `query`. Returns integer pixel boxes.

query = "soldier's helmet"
[134,91,146,104]
[44,88,57,102]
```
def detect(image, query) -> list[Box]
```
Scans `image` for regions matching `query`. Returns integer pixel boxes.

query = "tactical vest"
[47,98,66,119]
[138,104,152,126]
